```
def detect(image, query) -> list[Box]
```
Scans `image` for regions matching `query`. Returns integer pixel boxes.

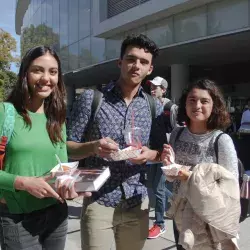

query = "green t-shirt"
[0,103,68,214]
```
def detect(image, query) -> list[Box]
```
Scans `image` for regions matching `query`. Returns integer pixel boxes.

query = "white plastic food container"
[109,146,142,161]
[50,161,79,177]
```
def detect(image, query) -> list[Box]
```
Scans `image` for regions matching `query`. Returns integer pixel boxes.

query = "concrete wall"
[92,0,218,38]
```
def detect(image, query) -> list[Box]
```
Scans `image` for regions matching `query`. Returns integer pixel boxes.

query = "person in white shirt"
[239,98,250,131]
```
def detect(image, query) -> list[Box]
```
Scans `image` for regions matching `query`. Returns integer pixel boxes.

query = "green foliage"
[0,29,19,71]
[0,29,19,101]
[21,24,59,56]
[0,70,17,101]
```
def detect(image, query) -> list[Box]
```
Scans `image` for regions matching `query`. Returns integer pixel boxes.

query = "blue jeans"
[151,163,173,228]
[0,202,68,250]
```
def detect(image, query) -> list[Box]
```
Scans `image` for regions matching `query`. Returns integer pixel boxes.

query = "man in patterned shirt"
[67,34,167,250]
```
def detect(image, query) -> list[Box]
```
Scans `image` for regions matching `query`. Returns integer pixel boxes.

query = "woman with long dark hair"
[0,46,69,249]
[162,79,239,250]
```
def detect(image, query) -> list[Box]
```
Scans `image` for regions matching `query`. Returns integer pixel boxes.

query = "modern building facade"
[16,0,250,110]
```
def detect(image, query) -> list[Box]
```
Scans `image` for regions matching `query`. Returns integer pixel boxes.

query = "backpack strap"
[85,89,103,140]
[0,102,15,170]
[164,100,174,113]
[90,89,103,123]
[214,132,225,164]
[214,132,245,182]
[1,102,15,143]
[174,127,185,145]
[163,100,175,132]
[144,93,156,120]
[78,90,103,167]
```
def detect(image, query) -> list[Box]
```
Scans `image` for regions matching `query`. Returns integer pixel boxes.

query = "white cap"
[149,76,168,89]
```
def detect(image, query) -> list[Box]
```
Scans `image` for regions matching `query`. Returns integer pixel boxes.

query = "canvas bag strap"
[1,102,16,142]
[0,102,15,170]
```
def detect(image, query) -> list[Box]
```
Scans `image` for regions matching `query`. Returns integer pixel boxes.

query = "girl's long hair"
[7,46,66,144]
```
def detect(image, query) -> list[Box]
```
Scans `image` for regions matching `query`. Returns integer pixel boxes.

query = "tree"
[0,71,8,101]
[0,29,19,70]
[0,70,17,101]
[0,29,18,101]
[21,24,60,56]
[4,70,17,97]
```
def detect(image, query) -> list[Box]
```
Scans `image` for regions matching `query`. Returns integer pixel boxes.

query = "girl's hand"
[14,176,64,203]
[56,179,92,200]
[161,144,175,165]
[93,137,119,158]
[176,169,190,181]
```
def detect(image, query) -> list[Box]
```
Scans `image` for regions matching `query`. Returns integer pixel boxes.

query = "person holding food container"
[0,46,74,250]
[161,79,239,250]
[67,34,168,250]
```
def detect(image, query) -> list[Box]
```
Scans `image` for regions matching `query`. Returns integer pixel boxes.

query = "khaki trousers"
[81,197,149,250]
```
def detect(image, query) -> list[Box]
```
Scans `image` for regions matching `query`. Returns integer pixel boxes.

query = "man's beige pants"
[81,197,149,250]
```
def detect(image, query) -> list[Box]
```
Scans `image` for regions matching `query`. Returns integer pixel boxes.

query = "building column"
[171,64,189,103]
[65,84,76,118]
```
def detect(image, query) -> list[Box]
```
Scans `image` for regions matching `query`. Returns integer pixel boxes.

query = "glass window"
[147,17,173,47]
[46,0,53,29]
[52,0,59,32]
[99,0,107,22]
[60,0,69,48]
[25,4,31,26]
[91,37,105,64]
[23,8,29,28]
[52,0,60,51]
[41,0,46,25]
[69,42,79,71]
[69,0,79,45]
[36,0,42,11]
[105,35,122,60]
[30,0,34,16]
[79,37,91,68]
[208,0,248,35]
[79,0,90,40]
[32,0,40,14]
[174,6,207,43]
[60,46,69,73]
[33,6,41,27]
[40,0,48,42]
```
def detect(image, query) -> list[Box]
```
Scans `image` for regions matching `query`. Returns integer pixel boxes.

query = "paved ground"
[66,196,250,250]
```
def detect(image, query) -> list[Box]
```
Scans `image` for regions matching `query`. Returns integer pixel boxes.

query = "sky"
[0,0,20,73]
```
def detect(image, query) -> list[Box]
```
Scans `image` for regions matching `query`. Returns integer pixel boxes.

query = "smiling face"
[186,88,214,125]
[118,46,153,87]
[27,52,59,100]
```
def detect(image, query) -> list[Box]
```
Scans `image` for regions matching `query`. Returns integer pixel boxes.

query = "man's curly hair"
[120,34,159,60]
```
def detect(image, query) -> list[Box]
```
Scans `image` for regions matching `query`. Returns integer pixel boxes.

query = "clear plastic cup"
[124,127,142,149]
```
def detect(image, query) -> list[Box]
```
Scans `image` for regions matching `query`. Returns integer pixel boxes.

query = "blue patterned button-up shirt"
[67,83,165,208]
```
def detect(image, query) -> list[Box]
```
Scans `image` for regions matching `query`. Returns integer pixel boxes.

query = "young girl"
[162,79,239,250]
[0,46,69,249]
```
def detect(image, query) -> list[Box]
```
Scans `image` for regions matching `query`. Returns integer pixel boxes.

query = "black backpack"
[162,100,175,133]
[175,128,249,223]
[215,132,249,223]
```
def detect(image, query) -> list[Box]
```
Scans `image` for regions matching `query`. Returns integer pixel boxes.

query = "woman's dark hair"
[177,78,230,130]
[7,46,66,144]
[120,34,159,60]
